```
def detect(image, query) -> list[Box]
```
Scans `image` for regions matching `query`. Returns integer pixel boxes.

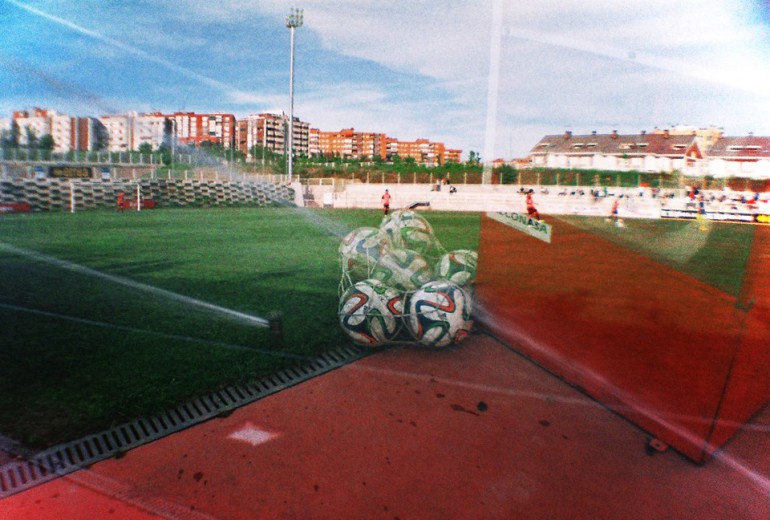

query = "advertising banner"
[486,212,552,243]
[661,207,766,224]
[48,166,92,179]
[0,203,31,214]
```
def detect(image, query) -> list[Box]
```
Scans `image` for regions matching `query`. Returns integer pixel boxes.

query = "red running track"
[2,334,768,519]
[475,215,770,462]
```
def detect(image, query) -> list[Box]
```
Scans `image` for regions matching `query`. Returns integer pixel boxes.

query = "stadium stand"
[0,179,293,211]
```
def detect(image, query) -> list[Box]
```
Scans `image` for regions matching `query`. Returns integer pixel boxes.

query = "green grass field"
[1,208,755,450]
[0,207,481,449]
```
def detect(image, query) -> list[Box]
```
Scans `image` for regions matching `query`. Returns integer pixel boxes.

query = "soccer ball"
[380,211,437,255]
[339,227,391,280]
[379,209,414,234]
[436,249,478,286]
[406,280,472,348]
[371,248,434,292]
[339,279,404,347]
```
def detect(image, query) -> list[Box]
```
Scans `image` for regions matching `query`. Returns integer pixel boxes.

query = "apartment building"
[318,128,390,161]
[442,148,462,164]
[316,128,386,159]
[318,128,351,158]
[289,116,310,158]
[13,108,51,147]
[240,113,283,158]
[360,131,388,160]
[14,108,102,152]
[99,114,133,152]
[315,130,451,165]
[235,119,250,157]
[390,138,446,166]
[0,118,14,140]
[238,113,310,159]
[170,112,236,149]
[132,113,167,151]
[4,107,461,166]
[308,128,320,157]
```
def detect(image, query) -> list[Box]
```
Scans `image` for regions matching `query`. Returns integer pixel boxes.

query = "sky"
[1,0,770,160]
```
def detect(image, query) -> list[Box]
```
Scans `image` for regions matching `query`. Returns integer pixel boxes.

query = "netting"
[337,210,478,348]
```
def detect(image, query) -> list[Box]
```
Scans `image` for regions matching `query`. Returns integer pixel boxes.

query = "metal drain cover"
[0,345,365,499]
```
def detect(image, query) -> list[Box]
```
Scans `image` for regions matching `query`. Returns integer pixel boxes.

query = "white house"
[705,136,770,179]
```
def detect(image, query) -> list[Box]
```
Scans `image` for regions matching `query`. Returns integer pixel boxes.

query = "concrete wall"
[303,182,663,219]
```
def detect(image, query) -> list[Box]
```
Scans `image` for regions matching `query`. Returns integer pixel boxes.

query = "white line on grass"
[0,242,270,328]
[0,302,309,361]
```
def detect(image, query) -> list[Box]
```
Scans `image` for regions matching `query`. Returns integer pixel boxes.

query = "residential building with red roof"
[706,135,770,179]
[528,130,705,175]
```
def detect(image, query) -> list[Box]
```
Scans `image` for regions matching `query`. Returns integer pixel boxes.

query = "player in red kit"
[526,189,540,220]
[381,189,391,215]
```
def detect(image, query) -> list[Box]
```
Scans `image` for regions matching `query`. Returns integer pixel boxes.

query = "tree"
[467,150,481,165]
[138,142,153,155]
[158,143,171,165]
[38,134,55,152]
[25,127,38,149]
[495,164,516,184]
[1,121,19,149]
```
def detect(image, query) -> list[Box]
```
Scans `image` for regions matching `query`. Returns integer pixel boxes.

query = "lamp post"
[285,7,303,183]
[170,117,177,178]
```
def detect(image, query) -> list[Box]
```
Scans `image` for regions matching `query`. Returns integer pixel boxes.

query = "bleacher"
[0,178,294,212]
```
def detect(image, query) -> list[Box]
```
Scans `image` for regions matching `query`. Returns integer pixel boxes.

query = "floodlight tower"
[285,7,303,183]
[170,117,177,176]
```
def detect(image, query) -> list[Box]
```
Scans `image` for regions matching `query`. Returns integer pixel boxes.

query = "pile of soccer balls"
[338,209,477,348]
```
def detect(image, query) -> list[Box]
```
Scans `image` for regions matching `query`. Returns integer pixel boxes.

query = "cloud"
[4,0,769,159]
[281,0,770,156]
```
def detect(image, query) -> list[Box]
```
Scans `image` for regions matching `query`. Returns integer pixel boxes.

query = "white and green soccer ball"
[379,209,414,233]
[406,280,472,348]
[380,211,437,255]
[339,279,404,347]
[339,227,392,281]
[371,248,434,292]
[436,249,478,286]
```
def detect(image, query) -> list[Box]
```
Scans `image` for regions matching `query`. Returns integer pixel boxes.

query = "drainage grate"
[0,345,366,499]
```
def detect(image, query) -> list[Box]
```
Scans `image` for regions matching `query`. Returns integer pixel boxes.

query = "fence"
[0,161,289,185]
[302,168,770,193]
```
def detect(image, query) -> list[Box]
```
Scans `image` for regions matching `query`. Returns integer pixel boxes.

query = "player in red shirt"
[381,189,391,215]
[610,197,619,222]
[526,189,540,220]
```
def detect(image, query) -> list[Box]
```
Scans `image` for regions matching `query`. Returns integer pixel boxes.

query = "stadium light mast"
[170,117,176,177]
[285,7,303,183]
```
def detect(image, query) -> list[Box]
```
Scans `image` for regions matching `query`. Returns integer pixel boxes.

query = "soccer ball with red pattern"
[406,280,471,347]
[339,279,403,346]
